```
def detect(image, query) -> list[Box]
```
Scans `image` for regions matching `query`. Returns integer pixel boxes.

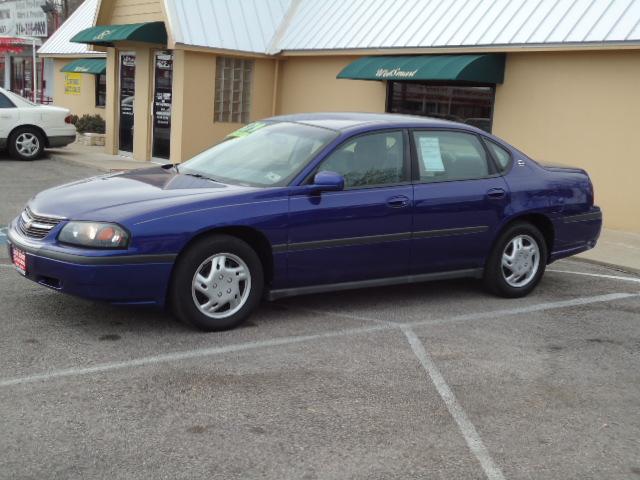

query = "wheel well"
[177,226,275,285]
[9,125,49,147]
[502,213,555,256]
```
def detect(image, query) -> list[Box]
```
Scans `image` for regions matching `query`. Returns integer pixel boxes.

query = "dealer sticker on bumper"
[11,246,27,276]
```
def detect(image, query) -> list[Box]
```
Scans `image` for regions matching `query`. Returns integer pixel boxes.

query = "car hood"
[28,166,258,222]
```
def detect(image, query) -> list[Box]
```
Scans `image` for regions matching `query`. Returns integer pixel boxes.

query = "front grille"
[17,207,64,239]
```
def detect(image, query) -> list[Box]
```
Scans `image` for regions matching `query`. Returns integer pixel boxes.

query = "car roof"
[266,112,480,133]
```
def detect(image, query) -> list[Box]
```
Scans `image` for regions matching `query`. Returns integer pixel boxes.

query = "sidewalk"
[47,143,639,275]
[577,229,640,275]
[47,142,150,172]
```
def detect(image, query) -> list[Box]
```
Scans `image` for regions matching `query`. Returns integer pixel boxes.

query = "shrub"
[75,114,105,134]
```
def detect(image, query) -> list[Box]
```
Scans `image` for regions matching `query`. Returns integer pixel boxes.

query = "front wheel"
[9,127,45,160]
[170,235,264,331]
[484,222,547,298]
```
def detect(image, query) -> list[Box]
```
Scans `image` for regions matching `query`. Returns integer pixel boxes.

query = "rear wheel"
[484,222,547,298]
[170,235,264,331]
[9,127,45,161]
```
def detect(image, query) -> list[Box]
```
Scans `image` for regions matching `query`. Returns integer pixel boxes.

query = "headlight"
[58,222,130,249]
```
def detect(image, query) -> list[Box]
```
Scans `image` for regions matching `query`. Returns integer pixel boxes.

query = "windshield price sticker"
[227,122,267,139]
[418,136,445,172]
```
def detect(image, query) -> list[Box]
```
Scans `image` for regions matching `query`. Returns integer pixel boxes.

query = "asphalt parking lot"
[1,156,639,480]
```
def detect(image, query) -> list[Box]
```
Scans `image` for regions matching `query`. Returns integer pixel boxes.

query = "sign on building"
[64,73,81,95]
[0,0,48,38]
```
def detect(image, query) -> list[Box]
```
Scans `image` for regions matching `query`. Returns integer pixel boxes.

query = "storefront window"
[387,82,495,133]
[95,74,106,107]
[0,57,5,88]
[214,56,253,123]
[10,56,34,99]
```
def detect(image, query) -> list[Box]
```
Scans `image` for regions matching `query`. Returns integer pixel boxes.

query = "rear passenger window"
[318,131,405,188]
[0,93,15,109]
[484,139,512,173]
[413,131,490,182]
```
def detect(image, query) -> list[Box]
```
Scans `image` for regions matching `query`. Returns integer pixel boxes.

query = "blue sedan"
[7,113,602,331]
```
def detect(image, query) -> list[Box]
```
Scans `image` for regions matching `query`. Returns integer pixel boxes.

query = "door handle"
[487,188,506,200]
[387,195,410,208]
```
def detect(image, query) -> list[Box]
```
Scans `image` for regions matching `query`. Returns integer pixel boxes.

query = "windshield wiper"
[183,172,221,183]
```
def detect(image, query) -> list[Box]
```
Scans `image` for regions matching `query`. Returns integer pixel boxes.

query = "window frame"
[304,128,412,191]
[409,128,502,185]
[0,92,16,109]
[386,81,496,133]
[95,73,106,108]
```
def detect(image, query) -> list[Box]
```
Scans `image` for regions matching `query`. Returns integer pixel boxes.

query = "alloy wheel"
[16,132,40,158]
[501,234,540,288]
[191,253,251,319]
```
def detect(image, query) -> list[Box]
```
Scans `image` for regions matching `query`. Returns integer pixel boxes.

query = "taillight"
[64,115,73,124]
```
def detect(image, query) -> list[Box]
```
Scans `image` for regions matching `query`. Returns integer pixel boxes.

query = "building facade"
[39,0,640,232]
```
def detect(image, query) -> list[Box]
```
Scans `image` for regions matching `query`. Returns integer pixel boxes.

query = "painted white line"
[403,327,505,480]
[548,269,640,284]
[1,292,636,389]
[406,292,638,328]
[0,324,392,388]
[0,264,13,268]
[281,305,390,325]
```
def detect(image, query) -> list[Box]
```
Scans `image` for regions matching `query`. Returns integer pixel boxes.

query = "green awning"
[337,54,505,84]
[60,58,106,75]
[71,22,167,46]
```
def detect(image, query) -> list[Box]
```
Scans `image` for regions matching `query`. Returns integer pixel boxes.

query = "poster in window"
[153,53,172,129]
[64,73,81,96]
[418,136,445,172]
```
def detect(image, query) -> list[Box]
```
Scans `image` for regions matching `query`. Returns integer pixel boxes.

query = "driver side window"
[317,131,405,188]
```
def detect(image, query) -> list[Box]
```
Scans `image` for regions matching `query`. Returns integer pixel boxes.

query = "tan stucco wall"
[96,0,164,26]
[493,51,640,232]
[170,52,276,162]
[52,59,104,118]
[275,56,386,114]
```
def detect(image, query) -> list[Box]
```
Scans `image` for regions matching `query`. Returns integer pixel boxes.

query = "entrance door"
[118,52,136,154]
[151,51,173,160]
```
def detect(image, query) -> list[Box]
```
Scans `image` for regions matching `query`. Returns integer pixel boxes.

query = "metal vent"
[17,207,63,239]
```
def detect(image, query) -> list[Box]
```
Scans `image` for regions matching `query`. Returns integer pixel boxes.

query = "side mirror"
[311,171,344,192]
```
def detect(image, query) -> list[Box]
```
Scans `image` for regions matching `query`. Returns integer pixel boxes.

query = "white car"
[0,87,76,161]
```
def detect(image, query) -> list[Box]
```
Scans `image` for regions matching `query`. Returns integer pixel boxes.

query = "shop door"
[118,52,136,154]
[151,51,173,160]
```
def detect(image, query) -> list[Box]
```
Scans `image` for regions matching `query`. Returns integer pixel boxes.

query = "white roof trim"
[38,0,104,57]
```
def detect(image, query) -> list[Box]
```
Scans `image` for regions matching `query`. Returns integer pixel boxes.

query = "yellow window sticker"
[227,122,267,138]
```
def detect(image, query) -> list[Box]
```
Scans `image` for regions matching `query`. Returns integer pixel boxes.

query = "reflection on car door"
[287,130,413,287]
[410,129,510,274]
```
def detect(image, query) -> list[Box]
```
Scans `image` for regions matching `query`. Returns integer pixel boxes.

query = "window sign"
[64,73,81,95]
[418,136,445,172]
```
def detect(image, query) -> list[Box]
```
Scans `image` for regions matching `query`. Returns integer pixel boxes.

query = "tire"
[483,222,548,298]
[169,235,264,331]
[9,127,45,161]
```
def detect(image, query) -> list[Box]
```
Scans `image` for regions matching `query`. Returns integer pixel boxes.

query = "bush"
[75,114,105,134]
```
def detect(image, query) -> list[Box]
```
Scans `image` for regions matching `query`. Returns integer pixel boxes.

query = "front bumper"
[7,225,176,307]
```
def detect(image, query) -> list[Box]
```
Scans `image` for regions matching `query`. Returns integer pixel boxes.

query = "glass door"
[118,52,136,154]
[151,51,173,160]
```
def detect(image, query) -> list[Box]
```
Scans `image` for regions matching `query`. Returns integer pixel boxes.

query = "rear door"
[286,130,413,287]
[410,129,510,274]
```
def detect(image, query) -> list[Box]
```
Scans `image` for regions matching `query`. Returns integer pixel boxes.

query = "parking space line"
[548,269,640,284]
[403,327,505,480]
[405,292,638,329]
[1,292,637,390]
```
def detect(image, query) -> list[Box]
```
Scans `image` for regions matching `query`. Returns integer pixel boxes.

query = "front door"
[151,51,173,160]
[118,52,136,154]
[410,129,509,274]
[287,130,413,287]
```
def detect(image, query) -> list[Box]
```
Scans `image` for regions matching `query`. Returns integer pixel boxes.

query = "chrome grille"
[17,207,63,239]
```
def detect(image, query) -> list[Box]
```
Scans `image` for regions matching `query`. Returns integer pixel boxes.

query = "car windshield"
[179,121,338,187]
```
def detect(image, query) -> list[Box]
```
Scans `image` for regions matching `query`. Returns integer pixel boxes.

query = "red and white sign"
[12,246,27,275]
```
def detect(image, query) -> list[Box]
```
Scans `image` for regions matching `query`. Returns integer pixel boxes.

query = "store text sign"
[375,68,419,79]
[64,73,81,96]
[0,0,48,37]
